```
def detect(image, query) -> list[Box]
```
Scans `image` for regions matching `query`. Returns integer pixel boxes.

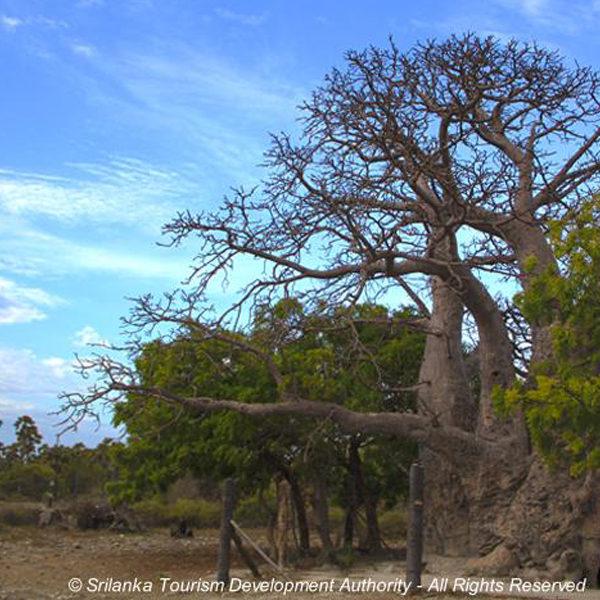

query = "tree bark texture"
[348,437,381,553]
[217,478,236,584]
[275,478,292,568]
[312,473,335,560]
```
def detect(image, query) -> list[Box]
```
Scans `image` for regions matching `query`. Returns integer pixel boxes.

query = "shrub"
[74,500,115,530]
[131,496,222,528]
[131,497,170,527]
[379,506,408,538]
[0,463,55,500]
[335,547,355,569]
[167,498,221,528]
[328,505,345,530]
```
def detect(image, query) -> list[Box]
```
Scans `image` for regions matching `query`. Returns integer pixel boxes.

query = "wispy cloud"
[75,45,303,183]
[76,0,103,7]
[0,277,63,324]
[71,42,98,57]
[516,0,549,16]
[214,8,268,27]
[0,157,199,230]
[0,14,67,32]
[118,48,301,120]
[0,219,189,280]
[486,0,599,34]
[1,15,23,30]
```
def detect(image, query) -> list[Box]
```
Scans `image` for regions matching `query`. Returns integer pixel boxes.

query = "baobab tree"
[64,34,600,580]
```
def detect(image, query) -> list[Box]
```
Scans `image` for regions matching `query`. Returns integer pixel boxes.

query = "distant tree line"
[0,416,120,501]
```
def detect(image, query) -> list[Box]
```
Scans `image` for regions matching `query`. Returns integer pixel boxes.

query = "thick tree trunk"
[464,457,600,584]
[418,279,477,556]
[262,452,310,552]
[275,478,292,568]
[286,472,311,553]
[422,414,600,583]
[465,219,600,582]
[342,470,357,549]
[312,473,335,560]
[419,219,600,583]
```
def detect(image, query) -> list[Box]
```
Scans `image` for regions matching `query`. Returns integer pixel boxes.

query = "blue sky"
[1,0,599,446]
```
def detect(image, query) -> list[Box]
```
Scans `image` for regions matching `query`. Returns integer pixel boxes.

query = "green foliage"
[130,496,222,528]
[334,547,356,569]
[378,506,408,538]
[13,416,42,463]
[0,416,121,502]
[167,497,221,528]
[0,416,42,466]
[106,297,425,555]
[497,197,600,474]
[0,462,55,500]
[235,490,275,527]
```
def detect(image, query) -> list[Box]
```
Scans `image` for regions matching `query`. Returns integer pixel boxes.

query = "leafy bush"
[0,463,55,500]
[131,496,170,527]
[379,506,408,538]
[235,491,275,528]
[167,498,221,528]
[131,496,222,528]
[328,505,345,529]
[335,547,355,569]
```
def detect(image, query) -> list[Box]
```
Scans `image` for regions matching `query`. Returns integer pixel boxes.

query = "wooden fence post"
[217,478,237,584]
[406,462,424,590]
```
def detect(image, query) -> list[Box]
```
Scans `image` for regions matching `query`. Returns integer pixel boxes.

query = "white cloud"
[0,220,189,280]
[0,277,62,324]
[214,8,268,26]
[72,43,98,58]
[0,303,45,324]
[119,49,301,121]
[517,0,548,16]
[0,14,67,32]
[0,347,89,442]
[0,157,199,229]
[0,347,76,396]
[76,46,303,183]
[0,345,122,445]
[76,0,103,7]
[1,15,23,30]
[41,357,71,379]
[74,325,108,347]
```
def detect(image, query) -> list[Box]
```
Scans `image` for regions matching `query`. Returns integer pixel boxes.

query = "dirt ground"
[0,526,598,600]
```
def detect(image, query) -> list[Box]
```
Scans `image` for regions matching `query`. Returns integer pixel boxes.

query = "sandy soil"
[1,526,599,600]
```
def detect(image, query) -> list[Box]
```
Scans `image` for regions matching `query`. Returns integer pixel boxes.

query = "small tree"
[110,300,423,554]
